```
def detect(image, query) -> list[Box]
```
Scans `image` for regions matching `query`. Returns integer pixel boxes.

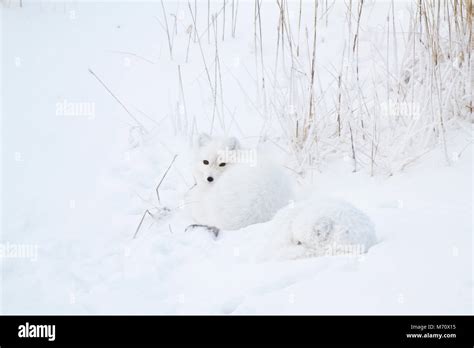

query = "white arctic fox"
[266,198,377,259]
[188,133,293,231]
[187,133,377,258]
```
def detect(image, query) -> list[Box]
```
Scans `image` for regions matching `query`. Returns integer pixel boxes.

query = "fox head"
[193,133,240,185]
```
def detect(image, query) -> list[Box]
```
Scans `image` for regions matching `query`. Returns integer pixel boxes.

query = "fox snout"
[207,176,214,182]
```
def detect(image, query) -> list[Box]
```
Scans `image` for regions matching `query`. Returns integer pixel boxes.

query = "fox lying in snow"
[188,133,292,232]
[187,133,376,256]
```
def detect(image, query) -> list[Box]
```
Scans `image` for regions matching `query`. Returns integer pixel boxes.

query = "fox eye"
[203,160,209,165]
[219,163,226,167]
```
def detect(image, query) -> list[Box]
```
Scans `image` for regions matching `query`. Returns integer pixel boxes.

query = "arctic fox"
[188,133,292,231]
[187,133,377,258]
[266,197,377,259]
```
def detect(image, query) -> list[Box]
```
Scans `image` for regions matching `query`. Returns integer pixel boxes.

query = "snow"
[1,1,472,314]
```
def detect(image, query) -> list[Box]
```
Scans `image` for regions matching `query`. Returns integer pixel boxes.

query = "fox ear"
[226,137,240,150]
[197,133,212,147]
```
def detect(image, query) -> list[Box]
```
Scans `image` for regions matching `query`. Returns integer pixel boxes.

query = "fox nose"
[207,176,214,182]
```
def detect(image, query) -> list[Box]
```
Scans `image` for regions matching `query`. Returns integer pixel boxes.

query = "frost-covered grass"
[0,0,472,314]
[232,0,473,176]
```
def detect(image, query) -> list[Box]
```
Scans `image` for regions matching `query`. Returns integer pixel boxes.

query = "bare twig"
[156,154,178,204]
[160,0,173,59]
[133,209,154,239]
[88,68,145,131]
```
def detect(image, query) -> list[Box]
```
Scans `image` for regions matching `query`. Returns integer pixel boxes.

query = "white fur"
[267,198,377,259]
[189,134,292,230]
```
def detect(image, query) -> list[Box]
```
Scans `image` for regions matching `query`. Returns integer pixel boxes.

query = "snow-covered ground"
[1,1,472,314]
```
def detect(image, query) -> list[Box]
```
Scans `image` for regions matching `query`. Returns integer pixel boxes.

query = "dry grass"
[262,0,473,176]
